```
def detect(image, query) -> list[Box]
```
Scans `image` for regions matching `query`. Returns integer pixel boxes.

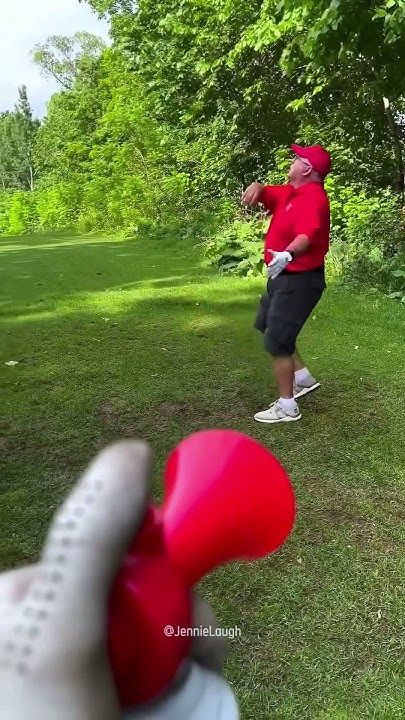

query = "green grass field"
[1,232,404,719]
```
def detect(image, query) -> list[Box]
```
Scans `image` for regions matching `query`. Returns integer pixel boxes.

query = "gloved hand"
[266,250,293,280]
[0,441,238,720]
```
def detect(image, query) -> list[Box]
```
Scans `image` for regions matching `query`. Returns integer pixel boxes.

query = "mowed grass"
[0,232,404,719]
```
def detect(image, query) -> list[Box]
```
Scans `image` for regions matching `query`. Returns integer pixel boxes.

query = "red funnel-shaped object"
[163,430,295,585]
[109,430,296,708]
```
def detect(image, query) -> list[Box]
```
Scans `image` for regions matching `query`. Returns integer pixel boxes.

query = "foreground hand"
[266,251,293,279]
[241,182,263,205]
[0,441,237,720]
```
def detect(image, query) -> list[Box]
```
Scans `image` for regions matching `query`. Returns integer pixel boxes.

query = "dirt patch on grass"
[300,498,404,555]
[298,476,405,554]
[98,393,250,439]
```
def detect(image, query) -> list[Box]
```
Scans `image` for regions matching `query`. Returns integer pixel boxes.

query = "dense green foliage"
[0,86,39,192]
[31,32,106,90]
[1,1,405,295]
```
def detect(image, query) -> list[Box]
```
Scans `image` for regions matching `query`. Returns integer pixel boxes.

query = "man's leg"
[254,348,300,423]
[293,349,320,398]
[293,351,305,372]
[273,355,295,399]
[254,271,325,422]
[254,315,302,423]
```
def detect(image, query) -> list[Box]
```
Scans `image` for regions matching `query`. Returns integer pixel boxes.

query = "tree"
[31,32,106,89]
[231,0,405,198]
[83,0,301,194]
[33,45,191,233]
[0,86,39,191]
[0,114,17,190]
[80,0,135,14]
[80,0,404,195]
[15,85,38,191]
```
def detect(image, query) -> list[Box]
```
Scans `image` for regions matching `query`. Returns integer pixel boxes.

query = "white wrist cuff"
[124,662,239,720]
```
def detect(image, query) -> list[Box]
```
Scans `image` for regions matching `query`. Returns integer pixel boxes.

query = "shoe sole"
[254,413,302,424]
[294,382,321,400]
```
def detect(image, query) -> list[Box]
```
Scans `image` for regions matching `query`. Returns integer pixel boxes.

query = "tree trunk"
[29,164,34,192]
[383,96,405,204]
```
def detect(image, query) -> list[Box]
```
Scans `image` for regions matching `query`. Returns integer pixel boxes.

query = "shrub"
[204,212,266,276]
[7,191,38,235]
[36,181,82,230]
[387,259,405,303]
[0,192,13,235]
[329,185,405,290]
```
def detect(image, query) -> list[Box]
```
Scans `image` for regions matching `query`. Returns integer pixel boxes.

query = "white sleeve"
[123,662,239,720]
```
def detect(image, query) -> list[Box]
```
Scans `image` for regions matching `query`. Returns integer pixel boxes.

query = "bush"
[36,181,82,231]
[0,192,13,235]
[327,185,405,291]
[7,192,38,235]
[386,259,405,303]
[0,184,79,236]
[204,211,266,276]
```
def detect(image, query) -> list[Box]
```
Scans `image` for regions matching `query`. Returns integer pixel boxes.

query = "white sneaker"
[254,401,302,424]
[293,381,320,400]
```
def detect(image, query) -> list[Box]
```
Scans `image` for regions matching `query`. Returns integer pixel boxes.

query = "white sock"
[294,367,315,387]
[279,397,298,413]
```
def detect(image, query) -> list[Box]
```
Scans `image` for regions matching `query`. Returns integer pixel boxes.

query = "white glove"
[266,251,293,279]
[0,441,238,720]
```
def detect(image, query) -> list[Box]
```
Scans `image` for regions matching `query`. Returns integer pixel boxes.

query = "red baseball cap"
[291,143,332,178]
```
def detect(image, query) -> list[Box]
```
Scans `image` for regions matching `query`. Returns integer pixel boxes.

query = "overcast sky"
[0,0,110,118]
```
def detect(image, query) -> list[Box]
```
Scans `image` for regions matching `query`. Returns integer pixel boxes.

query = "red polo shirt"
[260,182,330,272]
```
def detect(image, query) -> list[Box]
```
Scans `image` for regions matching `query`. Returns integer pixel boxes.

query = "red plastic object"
[108,430,296,708]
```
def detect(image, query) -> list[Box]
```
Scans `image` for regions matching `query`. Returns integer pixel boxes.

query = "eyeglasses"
[293,154,312,169]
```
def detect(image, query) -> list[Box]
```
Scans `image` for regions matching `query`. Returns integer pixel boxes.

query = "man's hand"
[0,441,236,720]
[266,251,293,280]
[241,182,263,206]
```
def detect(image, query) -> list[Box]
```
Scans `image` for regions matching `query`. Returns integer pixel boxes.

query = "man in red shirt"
[242,144,331,424]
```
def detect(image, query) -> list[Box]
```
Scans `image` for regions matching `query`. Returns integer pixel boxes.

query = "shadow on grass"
[1,286,401,487]
[0,232,212,324]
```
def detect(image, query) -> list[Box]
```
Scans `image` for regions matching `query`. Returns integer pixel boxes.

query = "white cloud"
[0,0,110,118]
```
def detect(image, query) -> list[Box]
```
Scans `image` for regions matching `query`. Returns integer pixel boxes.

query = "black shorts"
[254,268,326,356]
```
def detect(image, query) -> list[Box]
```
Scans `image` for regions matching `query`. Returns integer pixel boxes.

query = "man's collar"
[288,181,324,195]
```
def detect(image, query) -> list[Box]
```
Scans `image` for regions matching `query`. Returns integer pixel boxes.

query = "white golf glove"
[266,251,293,280]
[0,441,238,720]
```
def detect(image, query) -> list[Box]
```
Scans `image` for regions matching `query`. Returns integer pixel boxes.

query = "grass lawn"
[0,232,404,719]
